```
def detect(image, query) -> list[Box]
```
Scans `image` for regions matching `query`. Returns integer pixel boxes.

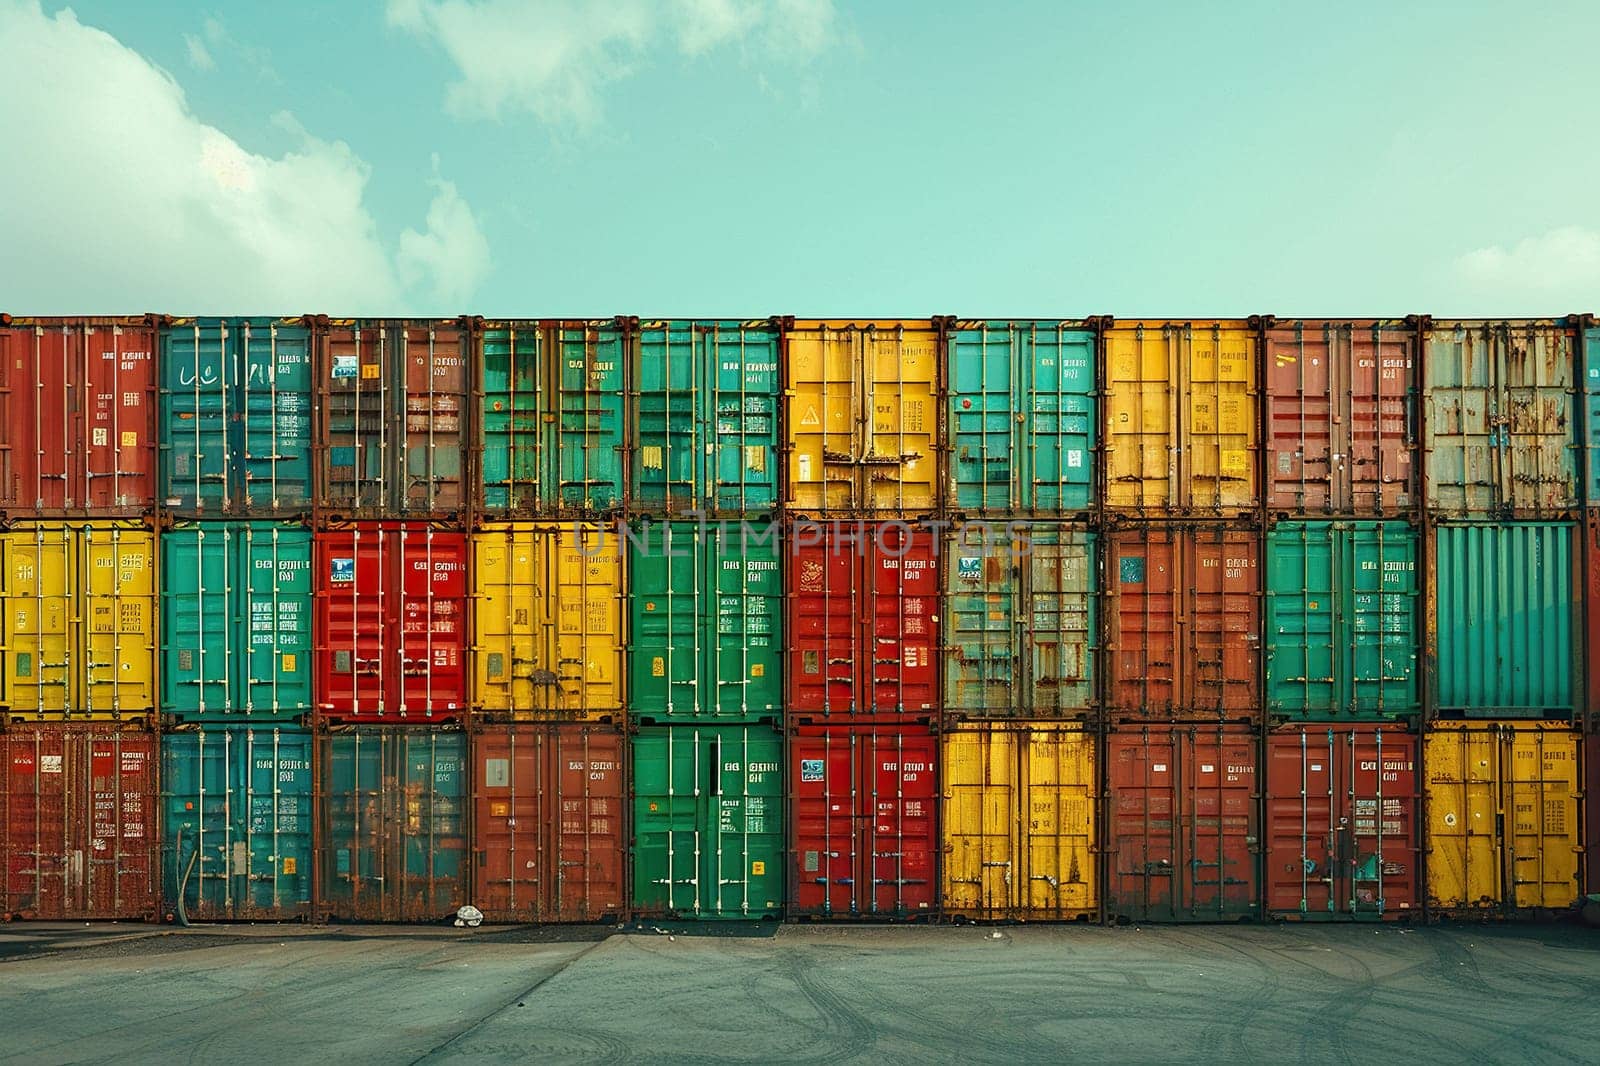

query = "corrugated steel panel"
[471,722,626,923]
[0,522,156,722]
[1423,721,1580,916]
[161,522,314,721]
[1585,324,1600,505]
[790,724,938,919]
[0,726,158,919]
[1264,320,1417,515]
[1585,733,1599,906]
[1264,725,1420,920]
[0,317,158,516]
[161,727,313,921]
[1103,321,1257,515]
[1265,521,1418,719]
[629,521,781,723]
[785,320,940,515]
[470,523,623,718]
[160,318,314,516]
[318,727,467,921]
[941,723,1096,920]
[1429,521,1576,717]
[631,724,784,919]
[630,321,779,516]
[1104,723,1260,923]
[942,524,1095,718]
[1423,320,1578,516]
[1586,516,1600,731]
[948,321,1095,515]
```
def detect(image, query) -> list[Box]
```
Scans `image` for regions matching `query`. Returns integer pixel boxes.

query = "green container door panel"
[554,325,626,511]
[1347,524,1417,713]
[240,526,314,714]
[161,528,234,712]
[477,326,542,512]
[630,524,703,715]
[710,326,779,514]
[634,324,700,511]
[161,321,231,510]
[1587,327,1600,503]
[236,321,313,512]
[1028,533,1096,711]
[1026,327,1096,512]
[712,525,782,715]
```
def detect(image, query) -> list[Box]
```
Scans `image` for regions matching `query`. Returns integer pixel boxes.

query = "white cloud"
[398,158,492,308]
[1453,227,1600,307]
[183,32,214,71]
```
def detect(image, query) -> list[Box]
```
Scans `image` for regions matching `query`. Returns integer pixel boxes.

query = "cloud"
[387,0,838,123]
[1453,227,1600,307]
[182,32,214,71]
[398,158,492,308]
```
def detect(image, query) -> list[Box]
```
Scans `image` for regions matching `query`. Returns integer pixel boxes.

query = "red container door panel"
[791,733,857,914]
[1189,533,1259,714]
[400,325,466,515]
[553,729,626,922]
[317,531,389,716]
[787,538,856,714]
[870,528,937,713]
[396,535,467,716]
[865,730,936,915]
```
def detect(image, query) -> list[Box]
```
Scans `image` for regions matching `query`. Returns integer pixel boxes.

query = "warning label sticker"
[801,759,824,783]
[330,557,355,583]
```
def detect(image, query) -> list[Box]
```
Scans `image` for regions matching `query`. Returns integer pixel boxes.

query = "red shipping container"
[1263,320,1418,515]
[0,726,158,919]
[471,722,626,923]
[0,317,158,516]
[1264,725,1420,920]
[790,724,938,918]
[787,522,938,718]
[315,524,468,721]
[1105,525,1260,719]
[1104,723,1259,922]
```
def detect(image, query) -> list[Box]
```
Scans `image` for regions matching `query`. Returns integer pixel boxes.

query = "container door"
[79,527,156,716]
[551,525,624,713]
[631,728,705,915]
[1,325,72,511]
[1027,325,1096,512]
[791,732,858,915]
[3,530,74,717]
[1346,523,1418,716]
[477,325,542,513]
[710,726,783,918]
[319,324,391,513]
[1498,325,1577,513]
[785,323,860,513]
[471,528,533,713]
[82,735,157,918]
[395,530,466,718]
[787,530,857,716]
[162,732,229,918]
[1028,531,1095,714]
[711,524,781,719]
[949,322,1019,513]
[316,530,388,718]
[863,730,937,916]
[548,323,625,513]
[239,728,313,918]
[399,323,466,515]
[552,727,626,921]
[1184,324,1257,513]
[1104,324,1178,512]
[1186,531,1258,715]
[1503,726,1580,911]
[940,728,1013,918]
[80,323,156,512]
[3,733,68,915]
[236,320,313,513]
[240,526,314,716]
[1180,730,1258,919]
[629,523,703,718]
[869,527,937,714]
[161,320,232,513]
[864,326,938,513]
[1423,725,1501,913]
[632,322,699,512]
[943,526,1018,716]
[1586,327,1600,505]
[708,324,780,515]
[1024,726,1097,918]
[474,727,549,917]
[161,527,240,717]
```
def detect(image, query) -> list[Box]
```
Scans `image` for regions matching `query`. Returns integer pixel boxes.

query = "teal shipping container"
[160,318,313,515]
[948,321,1096,515]
[161,522,314,721]
[477,320,625,515]
[632,724,784,919]
[629,521,782,723]
[1585,324,1600,504]
[161,727,313,921]
[1430,522,1577,717]
[630,321,780,516]
[318,728,467,921]
[1265,522,1419,720]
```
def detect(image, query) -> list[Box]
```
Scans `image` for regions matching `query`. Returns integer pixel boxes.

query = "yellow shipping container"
[1,522,157,721]
[785,320,940,514]
[942,722,1096,920]
[1103,320,1257,514]
[1424,721,1580,916]
[471,523,624,717]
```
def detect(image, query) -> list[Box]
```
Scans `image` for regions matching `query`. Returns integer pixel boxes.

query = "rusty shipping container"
[0,725,158,920]
[314,524,468,722]
[0,317,158,517]
[1584,320,1600,506]
[1586,733,1599,919]
[1104,525,1260,721]
[1264,725,1420,920]
[789,724,938,919]
[1104,723,1260,923]
[471,722,626,923]
[1263,319,1418,516]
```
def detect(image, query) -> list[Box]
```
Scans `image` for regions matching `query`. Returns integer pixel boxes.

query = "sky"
[3,0,1599,317]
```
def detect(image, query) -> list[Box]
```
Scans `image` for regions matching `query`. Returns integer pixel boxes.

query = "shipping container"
[314,524,468,721]
[1585,733,1598,911]
[1104,723,1259,923]
[632,724,784,919]
[630,320,780,516]
[1423,721,1580,917]
[786,521,938,719]
[1423,319,1578,517]
[0,317,158,516]
[161,726,313,921]
[1264,725,1420,920]
[1586,515,1600,731]
[1585,322,1600,505]
[475,320,626,516]
[1104,525,1259,720]
[471,522,624,718]
[1429,521,1577,718]
[789,724,938,919]
[941,722,1096,921]
[0,522,157,722]
[1265,522,1419,720]
[943,524,1095,718]
[1103,320,1257,515]
[318,727,467,921]
[784,320,940,516]
[948,321,1095,516]
[0,726,158,919]
[1263,319,1418,516]
[471,722,626,923]
[315,319,469,520]
[629,521,781,723]
[160,317,314,516]
[161,522,314,722]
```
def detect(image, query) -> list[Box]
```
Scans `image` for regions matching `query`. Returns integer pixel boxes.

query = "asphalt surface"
[2,921,1598,1064]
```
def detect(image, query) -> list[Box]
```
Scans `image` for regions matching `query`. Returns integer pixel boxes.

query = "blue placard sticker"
[801,759,824,783]
[1119,556,1146,583]
[957,556,981,581]
[332,354,359,379]
[330,557,355,583]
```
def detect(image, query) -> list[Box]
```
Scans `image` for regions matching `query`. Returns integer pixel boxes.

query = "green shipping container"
[629,522,782,723]
[632,724,784,919]
[1585,325,1600,504]
[162,727,313,920]
[1265,522,1419,719]
[161,522,313,721]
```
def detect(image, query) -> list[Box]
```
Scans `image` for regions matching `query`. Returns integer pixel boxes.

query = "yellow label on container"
[120,431,138,447]
[281,653,297,672]
[751,861,765,876]
[361,363,380,380]
[652,656,665,677]
[750,663,764,678]
[282,857,297,875]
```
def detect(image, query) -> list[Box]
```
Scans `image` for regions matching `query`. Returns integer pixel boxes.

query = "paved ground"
[2,920,1598,1064]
